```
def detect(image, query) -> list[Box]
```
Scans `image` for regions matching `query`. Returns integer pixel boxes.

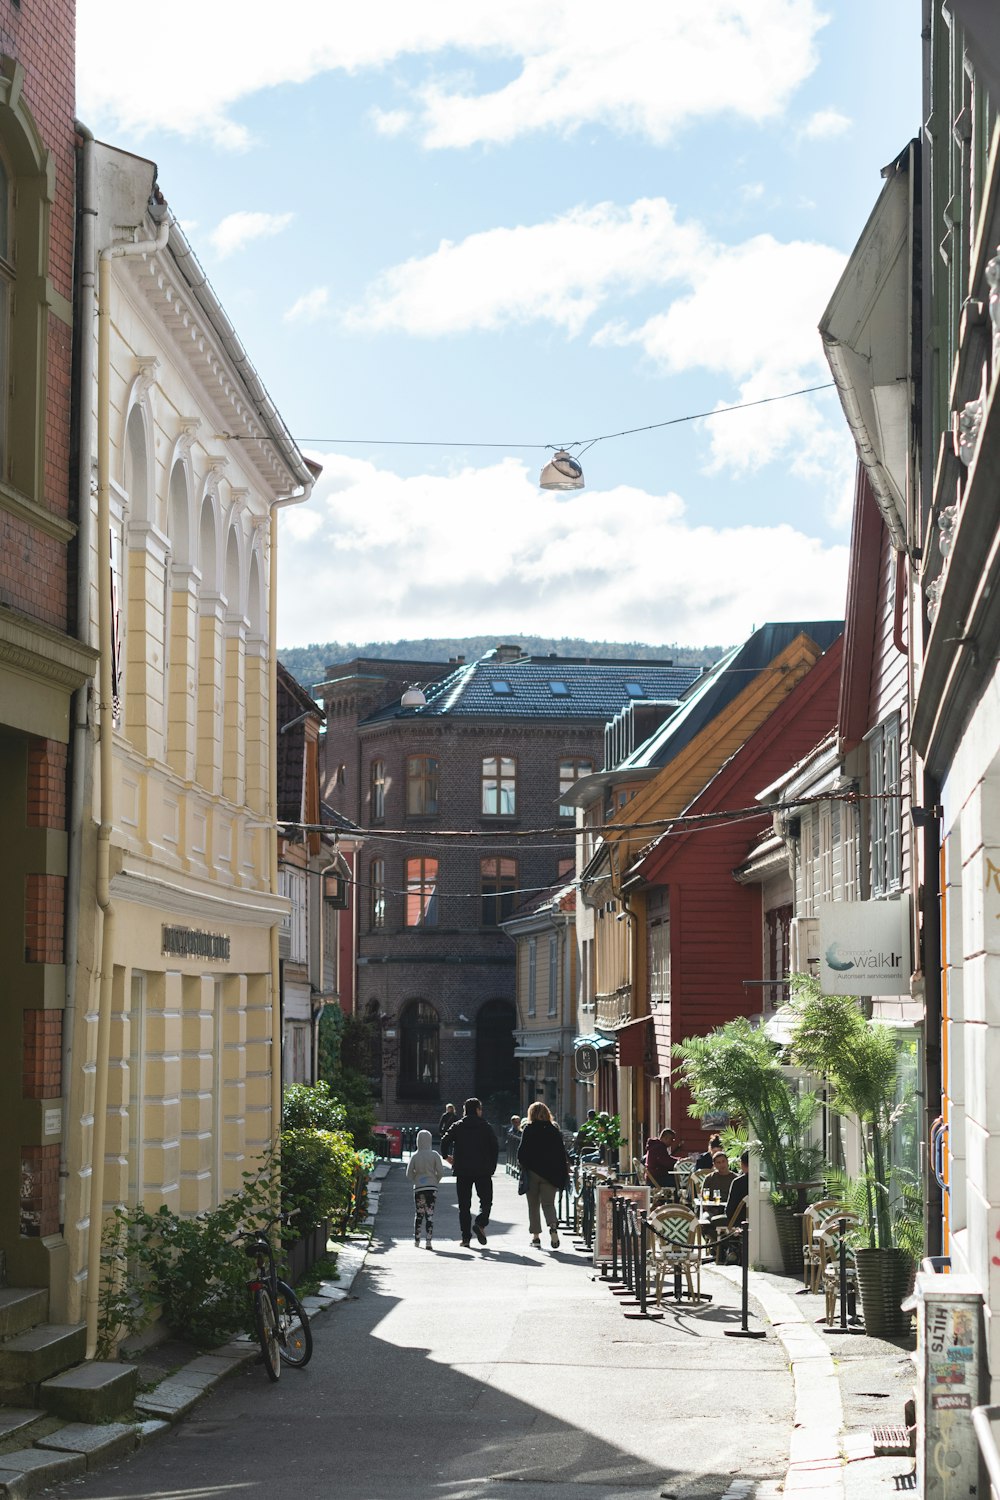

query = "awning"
[573,1032,615,1052]
[514,1045,554,1059]
[615,1016,653,1068]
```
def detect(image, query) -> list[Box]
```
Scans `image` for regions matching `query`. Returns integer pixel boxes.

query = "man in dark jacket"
[442,1097,499,1247]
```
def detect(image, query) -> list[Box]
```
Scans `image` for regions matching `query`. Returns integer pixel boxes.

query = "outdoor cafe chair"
[646,1204,703,1304]
[801,1198,843,1293]
[815,1210,861,1325]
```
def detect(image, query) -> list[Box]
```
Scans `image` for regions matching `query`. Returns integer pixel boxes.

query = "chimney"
[494,643,524,663]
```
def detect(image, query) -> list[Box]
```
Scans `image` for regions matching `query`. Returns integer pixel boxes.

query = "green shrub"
[279,1127,359,1236]
[283,1079,347,1132]
[97,1168,275,1353]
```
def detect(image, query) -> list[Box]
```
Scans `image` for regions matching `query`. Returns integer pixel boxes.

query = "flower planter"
[772,1202,804,1278]
[286,1220,330,1285]
[854,1248,915,1338]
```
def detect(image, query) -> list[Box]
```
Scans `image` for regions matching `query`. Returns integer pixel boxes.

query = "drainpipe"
[84,204,170,1360]
[268,471,319,1153]
[61,124,98,1251]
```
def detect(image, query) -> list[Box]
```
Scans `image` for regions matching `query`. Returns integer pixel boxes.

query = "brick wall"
[26,737,67,828]
[19,1143,60,1238]
[24,873,65,964]
[22,1009,62,1099]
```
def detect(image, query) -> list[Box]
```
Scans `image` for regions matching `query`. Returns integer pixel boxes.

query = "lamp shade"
[539,449,584,490]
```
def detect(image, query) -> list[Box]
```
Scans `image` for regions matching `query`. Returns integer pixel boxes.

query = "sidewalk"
[0,1163,392,1497]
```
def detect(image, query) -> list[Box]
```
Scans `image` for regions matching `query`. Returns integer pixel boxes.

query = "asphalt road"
[43,1167,793,1500]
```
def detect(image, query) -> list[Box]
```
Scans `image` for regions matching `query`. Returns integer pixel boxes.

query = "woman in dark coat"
[517,1101,570,1249]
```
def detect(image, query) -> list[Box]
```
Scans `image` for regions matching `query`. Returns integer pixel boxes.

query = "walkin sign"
[817,898,910,996]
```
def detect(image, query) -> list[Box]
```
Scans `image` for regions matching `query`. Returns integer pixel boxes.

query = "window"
[398,1000,440,1099]
[625,682,645,698]
[481,856,517,926]
[841,800,859,902]
[549,680,569,696]
[405,856,438,927]
[868,716,902,896]
[527,938,537,1017]
[558,757,593,817]
[800,811,817,917]
[482,755,516,815]
[557,856,574,880]
[281,868,307,962]
[819,804,833,905]
[547,934,558,1016]
[369,858,385,929]
[406,754,438,816]
[370,759,385,822]
[490,679,511,694]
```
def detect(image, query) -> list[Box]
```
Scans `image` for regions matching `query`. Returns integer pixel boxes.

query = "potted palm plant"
[673,1017,823,1275]
[788,976,920,1336]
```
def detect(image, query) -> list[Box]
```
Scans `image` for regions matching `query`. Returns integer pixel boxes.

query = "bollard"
[725,1222,766,1339]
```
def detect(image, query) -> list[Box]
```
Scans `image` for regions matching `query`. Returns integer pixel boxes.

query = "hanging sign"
[575,1043,600,1076]
[817,898,909,995]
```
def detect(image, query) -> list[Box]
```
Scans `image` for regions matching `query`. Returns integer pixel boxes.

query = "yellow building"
[61,140,316,1345]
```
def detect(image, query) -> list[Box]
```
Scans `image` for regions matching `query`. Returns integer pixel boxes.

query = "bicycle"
[238,1215,313,1381]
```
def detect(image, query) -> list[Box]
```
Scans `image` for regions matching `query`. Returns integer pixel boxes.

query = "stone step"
[0,1328,87,1403]
[39,1363,137,1424]
[0,1410,46,1449]
[0,1444,85,1497]
[36,1420,138,1468]
[0,1295,47,1345]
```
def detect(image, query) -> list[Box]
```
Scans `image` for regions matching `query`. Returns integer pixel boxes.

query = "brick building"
[0,4,97,1299]
[316,646,702,1131]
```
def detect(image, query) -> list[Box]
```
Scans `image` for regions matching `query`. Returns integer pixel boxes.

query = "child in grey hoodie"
[405,1128,446,1249]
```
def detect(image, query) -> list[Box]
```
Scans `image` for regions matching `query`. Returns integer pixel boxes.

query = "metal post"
[725,1223,765,1339]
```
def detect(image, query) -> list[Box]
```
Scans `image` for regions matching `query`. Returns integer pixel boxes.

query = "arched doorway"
[397,1000,440,1102]
[475,999,517,1123]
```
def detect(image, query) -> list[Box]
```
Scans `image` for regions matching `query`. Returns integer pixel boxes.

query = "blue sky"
[77,1,921,652]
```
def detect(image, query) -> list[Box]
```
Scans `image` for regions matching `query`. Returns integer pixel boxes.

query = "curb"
[711,1264,845,1500]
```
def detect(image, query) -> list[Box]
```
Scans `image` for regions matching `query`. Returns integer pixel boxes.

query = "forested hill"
[279,636,726,691]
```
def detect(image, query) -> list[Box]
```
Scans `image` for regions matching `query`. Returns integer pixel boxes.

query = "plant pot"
[772,1202,804,1277]
[854,1248,915,1338]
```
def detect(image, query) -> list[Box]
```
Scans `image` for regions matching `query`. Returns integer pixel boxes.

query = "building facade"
[0,3,98,1302]
[316,646,702,1130]
[63,142,315,1343]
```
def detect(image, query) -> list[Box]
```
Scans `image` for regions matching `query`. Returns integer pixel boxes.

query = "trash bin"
[908,1263,986,1499]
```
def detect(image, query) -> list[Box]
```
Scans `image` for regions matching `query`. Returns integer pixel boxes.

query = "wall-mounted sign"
[43,1108,61,1136]
[817,898,909,996]
[162,926,231,962]
[575,1043,600,1076]
[452,1029,472,1037]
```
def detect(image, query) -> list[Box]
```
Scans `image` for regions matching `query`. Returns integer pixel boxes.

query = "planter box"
[855,1247,915,1338]
[286,1220,330,1285]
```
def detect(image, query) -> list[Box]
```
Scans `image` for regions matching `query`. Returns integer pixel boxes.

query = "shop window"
[398,1000,440,1100]
[481,856,517,926]
[406,754,438,816]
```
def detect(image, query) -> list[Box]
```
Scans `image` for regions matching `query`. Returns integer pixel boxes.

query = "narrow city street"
[44,1168,792,1500]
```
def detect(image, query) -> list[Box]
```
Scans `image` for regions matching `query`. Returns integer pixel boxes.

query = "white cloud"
[208,210,294,259]
[277,450,848,647]
[802,107,851,140]
[285,287,331,324]
[346,199,706,336]
[77,1,827,150]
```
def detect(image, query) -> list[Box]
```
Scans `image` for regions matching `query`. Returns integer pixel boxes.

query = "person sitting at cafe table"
[643,1127,678,1188]
[694,1133,723,1170]
[701,1150,735,1202]
[724,1148,750,1225]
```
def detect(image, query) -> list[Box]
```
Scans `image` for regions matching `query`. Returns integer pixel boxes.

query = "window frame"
[398,999,440,1100]
[405,855,439,927]
[370,758,386,822]
[406,754,439,817]
[369,857,386,930]
[867,715,902,897]
[480,855,517,927]
[558,756,594,818]
[481,754,517,817]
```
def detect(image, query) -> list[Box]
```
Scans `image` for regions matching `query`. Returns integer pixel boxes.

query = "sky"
[76,1,922,654]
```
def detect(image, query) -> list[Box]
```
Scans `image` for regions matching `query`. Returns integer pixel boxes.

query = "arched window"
[480,856,517,926]
[399,1000,440,1100]
[482,755,516,815]
[405,856,438,927]
[369,858,385,930]
[370,759,385,821]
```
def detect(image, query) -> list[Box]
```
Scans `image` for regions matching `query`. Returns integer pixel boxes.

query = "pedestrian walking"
[438,1102,457,1147]
[405,1128,446,1249]
[517,1101,571,1249]
[442,1097,498,1247]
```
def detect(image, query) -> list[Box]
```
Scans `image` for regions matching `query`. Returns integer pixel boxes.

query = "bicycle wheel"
[275,1279,313,1367]
[253,1286,281,1382]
